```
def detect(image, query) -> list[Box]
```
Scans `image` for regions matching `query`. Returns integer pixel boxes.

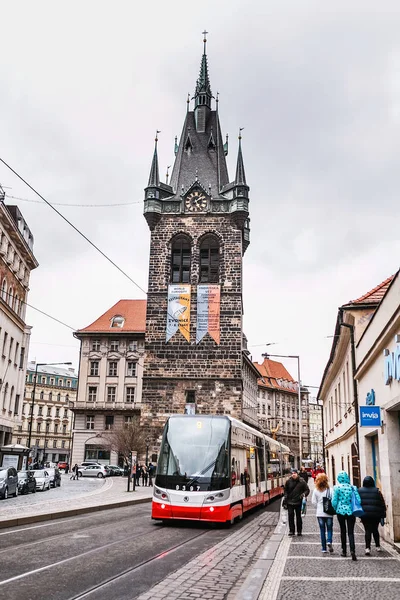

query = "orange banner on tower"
[196,284,220,344]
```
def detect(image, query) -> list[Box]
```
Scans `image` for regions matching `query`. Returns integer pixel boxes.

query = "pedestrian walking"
[148,463,155,487]
[142,467,148,487]
[312,473,334,553]
[70,464,79,480]
[358,476,386,555]
[283,469,310,536]
[332,471,362,561]
[299,466,310,484]
[136,465,142,486]
[65,463,69,474]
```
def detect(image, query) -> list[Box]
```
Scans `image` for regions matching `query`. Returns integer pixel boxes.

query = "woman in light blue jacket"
[332,471,362,561]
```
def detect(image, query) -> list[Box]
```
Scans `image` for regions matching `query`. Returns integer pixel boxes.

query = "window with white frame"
[124,415,133,426]
[126,361,136,377]
[126,387,135,403]
[86,415,95,430]
[88,386,97,402]
[90,361,99,376]
[107,386,116,402]
[108,361,118,377]
[128,340,137,352]
[110,340,119,352]
[92,340,101,352]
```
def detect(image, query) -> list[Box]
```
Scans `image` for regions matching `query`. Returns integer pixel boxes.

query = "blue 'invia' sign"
[360,406,381,427]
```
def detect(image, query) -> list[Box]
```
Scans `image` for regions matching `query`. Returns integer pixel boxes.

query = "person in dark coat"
[358,476,386,554]
[284,469,310,536]
[299,467,310,484]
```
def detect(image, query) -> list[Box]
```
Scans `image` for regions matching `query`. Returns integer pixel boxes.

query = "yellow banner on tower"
[166,284,191,342]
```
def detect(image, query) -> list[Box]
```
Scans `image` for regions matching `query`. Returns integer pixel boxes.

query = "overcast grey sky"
[1,1,399,388]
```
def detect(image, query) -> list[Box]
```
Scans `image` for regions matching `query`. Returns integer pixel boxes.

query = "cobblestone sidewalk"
[137,510,279,600]
[259,483,400,600]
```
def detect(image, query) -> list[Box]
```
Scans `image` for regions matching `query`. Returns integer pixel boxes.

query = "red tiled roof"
[253,358,298,393]
[77,300,146,333]
[346,275,394,306]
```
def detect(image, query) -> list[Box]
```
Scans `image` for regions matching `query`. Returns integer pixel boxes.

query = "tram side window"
[257,443,266,482]
[265,442,272,480]
[231,457,240,486]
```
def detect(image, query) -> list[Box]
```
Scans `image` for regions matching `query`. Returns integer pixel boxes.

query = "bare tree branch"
[103,417,147,465]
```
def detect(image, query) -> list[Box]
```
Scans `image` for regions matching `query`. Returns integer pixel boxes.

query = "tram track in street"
[67,530,210,600]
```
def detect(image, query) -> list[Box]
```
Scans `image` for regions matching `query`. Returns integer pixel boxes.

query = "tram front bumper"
[152,500,231,522]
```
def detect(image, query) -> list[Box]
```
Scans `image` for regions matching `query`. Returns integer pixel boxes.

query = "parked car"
[0,467,18,499]
[107,465,124,476]
[46,467,61,488]
[78,461,101,471]
[18,471,36,495]
[32,470,51,491]
[79,464,109,478]
[57,461,68,470]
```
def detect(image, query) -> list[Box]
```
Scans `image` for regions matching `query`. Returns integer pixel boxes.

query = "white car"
[32,470,51,491]
[79,465,108,478]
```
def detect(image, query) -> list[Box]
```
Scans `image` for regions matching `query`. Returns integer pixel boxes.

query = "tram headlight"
[204,490,229,503]
[154,488,170,502]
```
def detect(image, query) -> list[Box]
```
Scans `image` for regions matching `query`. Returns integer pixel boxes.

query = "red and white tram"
[152,415,293,524]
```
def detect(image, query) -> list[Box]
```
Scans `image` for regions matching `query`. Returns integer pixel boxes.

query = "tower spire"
[147,130,160,187]
[235,128,247,185]
[194,30,212,110]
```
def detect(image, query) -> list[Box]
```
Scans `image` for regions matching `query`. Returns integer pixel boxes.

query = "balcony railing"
[73,400,140,411]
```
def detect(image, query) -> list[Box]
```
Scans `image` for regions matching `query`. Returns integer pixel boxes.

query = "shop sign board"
[360,406,381,427]
[384,335,400,385]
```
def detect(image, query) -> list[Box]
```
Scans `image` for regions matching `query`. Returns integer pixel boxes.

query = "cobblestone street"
[259,486,400,600]
[137,507,280,600]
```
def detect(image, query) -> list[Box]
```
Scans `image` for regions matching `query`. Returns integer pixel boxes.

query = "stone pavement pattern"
[259,483,400,600]
[137,510,279,600]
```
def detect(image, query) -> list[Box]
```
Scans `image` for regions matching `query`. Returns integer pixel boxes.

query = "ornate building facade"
[308,397,323,466]
[0,188,38,448]
[141,37,257,438]
[72,300,146,465]
[14,362,77,465]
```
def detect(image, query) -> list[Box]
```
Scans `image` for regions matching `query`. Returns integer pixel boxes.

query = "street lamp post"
[26,362,73,455]
[262,353,303,469]
[145,437,150,467]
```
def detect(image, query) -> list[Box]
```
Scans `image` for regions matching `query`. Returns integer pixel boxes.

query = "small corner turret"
[144,131,174,230]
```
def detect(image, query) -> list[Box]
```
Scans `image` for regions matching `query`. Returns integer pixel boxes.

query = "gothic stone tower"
[142,36,251,433]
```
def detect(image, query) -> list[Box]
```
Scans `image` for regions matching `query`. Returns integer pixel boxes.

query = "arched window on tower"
[171,235,191,283]
[199,236,220,283]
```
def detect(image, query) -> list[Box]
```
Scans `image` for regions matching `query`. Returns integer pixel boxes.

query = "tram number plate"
[176,485,201,491]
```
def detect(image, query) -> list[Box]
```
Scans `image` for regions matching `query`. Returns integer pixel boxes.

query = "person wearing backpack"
[358,476,386,555]
[332,470,362,561]
[312,473,334,553]
[284,469,310,536]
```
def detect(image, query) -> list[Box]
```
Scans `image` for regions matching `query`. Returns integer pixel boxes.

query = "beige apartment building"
[71,300,146,466]
[254,357,310,467]
[0,189,38,452]
[319,276,393,486]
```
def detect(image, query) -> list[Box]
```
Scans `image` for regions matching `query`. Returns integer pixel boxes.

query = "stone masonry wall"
[142,213,244,431]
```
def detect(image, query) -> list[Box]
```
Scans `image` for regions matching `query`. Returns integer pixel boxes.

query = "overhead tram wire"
[5,193,142,208]
[1,287,76,331]
[0,159,192,337]
[0,158,147,296]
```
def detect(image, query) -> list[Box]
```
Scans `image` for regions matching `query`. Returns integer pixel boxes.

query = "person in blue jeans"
[312,473,334,553]
[332,470,362,561]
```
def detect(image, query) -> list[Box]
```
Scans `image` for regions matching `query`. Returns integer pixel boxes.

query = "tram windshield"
[156,416,230,491]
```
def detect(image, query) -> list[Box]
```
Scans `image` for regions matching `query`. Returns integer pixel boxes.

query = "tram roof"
[167,414,292,453]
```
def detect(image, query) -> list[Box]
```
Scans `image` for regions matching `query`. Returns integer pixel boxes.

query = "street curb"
[0,496,152,530]
[235,499,287,600]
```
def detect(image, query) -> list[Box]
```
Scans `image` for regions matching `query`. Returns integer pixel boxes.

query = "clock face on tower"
[184,190,208,212]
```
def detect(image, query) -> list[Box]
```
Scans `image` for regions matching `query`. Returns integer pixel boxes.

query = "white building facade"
[320,276,393,486]
[72,300,146,466]
[0,191,38,449]
[355,270,400,544]
[309,398,323,466]
[13,363,77,465]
